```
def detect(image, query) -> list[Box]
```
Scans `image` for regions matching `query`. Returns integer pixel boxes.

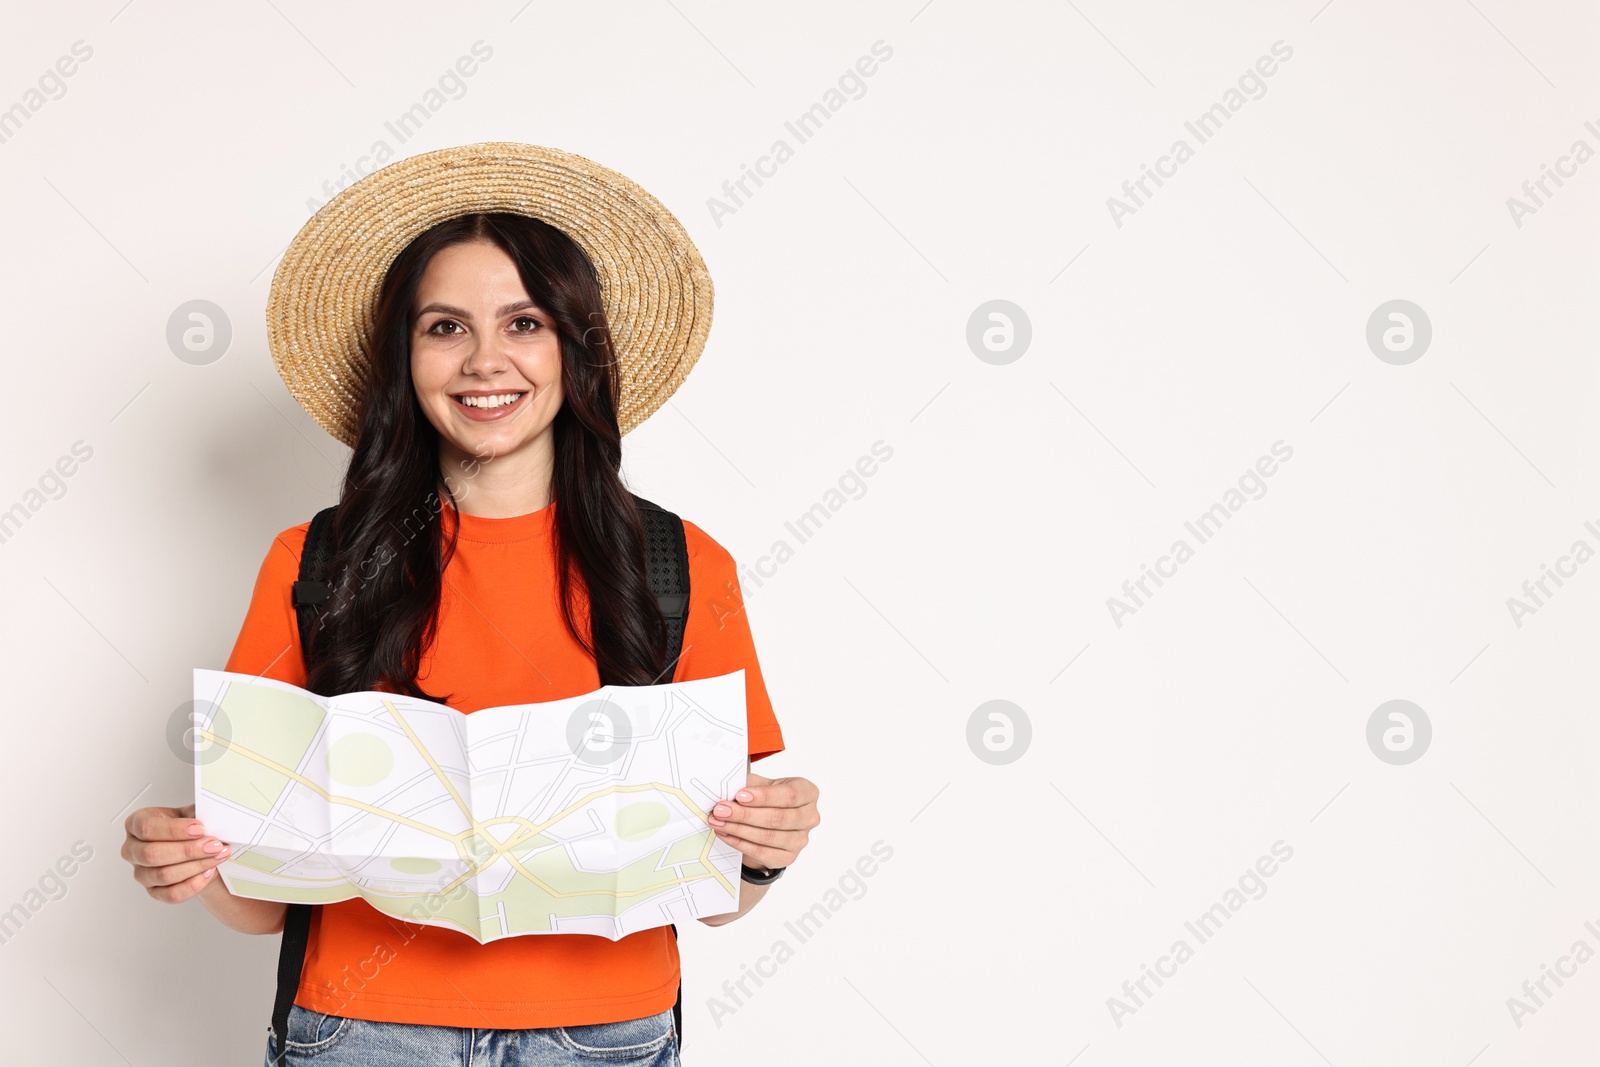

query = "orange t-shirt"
[221,498,784,1028]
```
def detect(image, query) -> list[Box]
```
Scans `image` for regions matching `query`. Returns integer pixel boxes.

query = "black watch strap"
[740,863,785,885]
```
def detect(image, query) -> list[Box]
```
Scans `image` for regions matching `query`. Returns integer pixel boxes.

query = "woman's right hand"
[122,802,232,903]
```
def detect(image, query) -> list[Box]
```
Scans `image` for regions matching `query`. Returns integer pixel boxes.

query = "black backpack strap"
[269,505,339,1064]
[292,505,340,635]
[630,494,691,680]
[624,493,691,1047]
[268,904,313,1065]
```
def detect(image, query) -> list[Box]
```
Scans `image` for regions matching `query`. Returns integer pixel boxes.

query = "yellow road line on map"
[197,727,464,846]
[380,700,475,823]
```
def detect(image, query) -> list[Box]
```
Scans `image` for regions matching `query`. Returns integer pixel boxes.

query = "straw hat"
[265,142,713,448]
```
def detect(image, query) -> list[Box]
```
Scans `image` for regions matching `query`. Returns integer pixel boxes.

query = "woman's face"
[409,238,564,484]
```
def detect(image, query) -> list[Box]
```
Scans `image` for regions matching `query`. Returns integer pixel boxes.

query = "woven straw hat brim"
[266,142,713,448]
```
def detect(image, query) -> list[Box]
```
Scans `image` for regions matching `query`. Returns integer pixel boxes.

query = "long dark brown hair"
[301,212,670,702]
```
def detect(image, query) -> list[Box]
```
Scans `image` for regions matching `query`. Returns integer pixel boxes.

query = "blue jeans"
[263,1003,679,1066]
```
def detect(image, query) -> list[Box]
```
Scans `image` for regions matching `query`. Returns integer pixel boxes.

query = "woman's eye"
[511,316,542,333]
[427,320,462,335]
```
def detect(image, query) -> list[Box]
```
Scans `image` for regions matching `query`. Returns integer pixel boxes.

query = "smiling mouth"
[453,391,527,410]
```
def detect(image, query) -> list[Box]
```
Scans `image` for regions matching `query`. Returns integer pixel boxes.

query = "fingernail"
[202,868,214,879]
[709,816,725,827]
[188,823,205,836]
[714,804,731,817]
[736,791,753,803]
[204,839,222,853]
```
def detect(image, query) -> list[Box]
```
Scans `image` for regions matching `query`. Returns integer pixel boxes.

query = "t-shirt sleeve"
[221,525,311,687]
[677,519,785,762]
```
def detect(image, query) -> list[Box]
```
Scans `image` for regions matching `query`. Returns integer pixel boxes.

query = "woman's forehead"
[414,242,536,311]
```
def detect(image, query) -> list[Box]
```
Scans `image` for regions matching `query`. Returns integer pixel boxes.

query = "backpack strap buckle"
[291,579,332,608]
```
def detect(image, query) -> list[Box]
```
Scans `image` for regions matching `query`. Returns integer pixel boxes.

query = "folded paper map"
[190,668,748,942]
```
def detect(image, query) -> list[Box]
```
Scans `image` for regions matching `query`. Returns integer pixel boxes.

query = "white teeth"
[457,392,524,409]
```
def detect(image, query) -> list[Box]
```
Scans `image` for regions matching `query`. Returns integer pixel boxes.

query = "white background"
[0,1,1596,1064]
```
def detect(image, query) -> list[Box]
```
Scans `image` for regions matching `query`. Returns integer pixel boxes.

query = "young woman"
[119,146,820,1066]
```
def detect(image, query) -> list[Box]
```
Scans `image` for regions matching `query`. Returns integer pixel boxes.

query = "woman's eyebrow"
[416,300,542,319]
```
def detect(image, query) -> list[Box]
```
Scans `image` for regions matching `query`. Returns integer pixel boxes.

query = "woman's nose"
[461,339,509,375]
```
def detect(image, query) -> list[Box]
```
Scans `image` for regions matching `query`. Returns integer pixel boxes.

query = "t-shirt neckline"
[441,498,557,544]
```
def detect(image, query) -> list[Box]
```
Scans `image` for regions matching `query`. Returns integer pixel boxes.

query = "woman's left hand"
[709,772,820,872]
